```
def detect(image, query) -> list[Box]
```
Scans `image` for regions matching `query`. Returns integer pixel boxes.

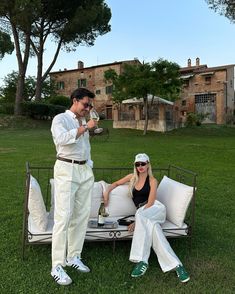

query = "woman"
[103,153,190,283]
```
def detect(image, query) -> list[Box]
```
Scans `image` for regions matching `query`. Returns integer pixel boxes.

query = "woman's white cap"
[134,153,150,163]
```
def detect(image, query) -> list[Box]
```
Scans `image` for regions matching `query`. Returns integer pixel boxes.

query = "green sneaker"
[176,265,190,283]
[131,261,148,278]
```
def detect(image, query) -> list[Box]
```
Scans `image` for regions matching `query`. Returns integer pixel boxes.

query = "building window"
[148,104,159,120]
[183,80,189,87]
[78,79,87,87]
[205,76,211,84]
[96,89,101,95]
[195,93,216,104]
[181,100,186,106]
[105,85,113,94]
[57,81,65,90]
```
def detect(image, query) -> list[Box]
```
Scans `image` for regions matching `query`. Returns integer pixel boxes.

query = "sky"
[1,0,235,86]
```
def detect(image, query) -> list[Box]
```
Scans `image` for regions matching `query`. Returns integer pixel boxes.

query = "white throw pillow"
[104,184,136,217]
[157,175,194,227]
[28,175,48,231]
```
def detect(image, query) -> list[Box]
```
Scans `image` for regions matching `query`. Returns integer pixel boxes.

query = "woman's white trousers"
[129,200,182,272]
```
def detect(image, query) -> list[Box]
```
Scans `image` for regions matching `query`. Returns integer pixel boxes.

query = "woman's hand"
[128,222,135,232]
[103,191,109,207]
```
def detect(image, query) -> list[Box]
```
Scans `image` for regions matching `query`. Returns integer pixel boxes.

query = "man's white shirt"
[51,110,93,168]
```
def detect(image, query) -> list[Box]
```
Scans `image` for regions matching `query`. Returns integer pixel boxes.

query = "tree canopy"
[0,0,111,114]
[206,1,235,23]
[0,31,14,59]
[104,59,182,135]
[0,71,54,103]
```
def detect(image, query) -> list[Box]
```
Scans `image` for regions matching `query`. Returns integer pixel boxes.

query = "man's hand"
[87,119,97,129]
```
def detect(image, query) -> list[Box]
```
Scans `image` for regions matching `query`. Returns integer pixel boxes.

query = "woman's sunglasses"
[135,162,147,167]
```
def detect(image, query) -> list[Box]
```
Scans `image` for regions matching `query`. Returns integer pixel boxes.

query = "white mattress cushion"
[28,175,48,231]
[157,176,194,227]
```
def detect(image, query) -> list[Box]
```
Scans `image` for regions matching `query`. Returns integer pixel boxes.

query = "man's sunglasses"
[79,101,93,109]
[135,162,147,167]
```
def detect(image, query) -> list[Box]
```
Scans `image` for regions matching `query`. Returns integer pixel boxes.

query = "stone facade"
[50,57,235,126]
[113,98,175,132]
[49,59,140,119]
[176,58,235,124]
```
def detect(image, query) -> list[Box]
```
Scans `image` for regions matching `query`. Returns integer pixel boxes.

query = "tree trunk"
[35,50,43,101]
[143,96,148,135]
[14,74,25,115]
[11,22,31,115]
[34,37,63,100]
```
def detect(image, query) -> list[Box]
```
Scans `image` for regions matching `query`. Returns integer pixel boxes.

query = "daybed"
[22,162,197,259]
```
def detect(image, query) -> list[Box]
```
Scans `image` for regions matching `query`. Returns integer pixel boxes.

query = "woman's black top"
[132,176,150,208]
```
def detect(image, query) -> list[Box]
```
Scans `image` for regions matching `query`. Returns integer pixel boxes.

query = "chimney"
[196,57,200,66]
[187,58,191,67]
[78,61,84,69]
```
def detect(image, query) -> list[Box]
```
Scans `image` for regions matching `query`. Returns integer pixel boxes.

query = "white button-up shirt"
[51,110,93,167]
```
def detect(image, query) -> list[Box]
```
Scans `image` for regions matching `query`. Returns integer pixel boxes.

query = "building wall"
[50,60,140,119]
[50,58,234,125]
[177,63,235,124]
[226,66,235,112]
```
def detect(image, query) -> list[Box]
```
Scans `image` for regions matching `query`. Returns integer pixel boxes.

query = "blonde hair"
[128,162,153,197]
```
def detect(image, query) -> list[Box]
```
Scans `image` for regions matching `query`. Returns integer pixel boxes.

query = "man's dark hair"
[70,87,95,101]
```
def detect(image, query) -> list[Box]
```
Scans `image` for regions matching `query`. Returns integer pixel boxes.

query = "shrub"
[225,113,235,125]
[185,112,207,127]
[48,95,70,107]
[48,104,66,118]
[0,103,14,114]
[99,111,106,120]
[22,101,66,119]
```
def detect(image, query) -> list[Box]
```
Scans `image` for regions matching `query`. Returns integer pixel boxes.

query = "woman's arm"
[103,173,133,206]
[144,177,158,209]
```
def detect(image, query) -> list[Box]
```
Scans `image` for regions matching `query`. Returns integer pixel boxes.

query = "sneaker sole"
[51,274,72,286]
[66,264,90,273]
[131,273,145,278]
[181,277,190,283]
[131,269,148,278]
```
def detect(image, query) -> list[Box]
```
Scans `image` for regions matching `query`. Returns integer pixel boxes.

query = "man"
[50,87,97,285]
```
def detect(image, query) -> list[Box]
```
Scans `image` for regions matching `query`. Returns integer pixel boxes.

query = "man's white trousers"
[129,200,182,272]
[52,160,94,269]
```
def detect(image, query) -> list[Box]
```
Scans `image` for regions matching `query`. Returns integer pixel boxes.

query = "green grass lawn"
[0,117,235,293]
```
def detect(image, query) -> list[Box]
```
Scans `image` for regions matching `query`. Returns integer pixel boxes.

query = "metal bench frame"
[22,162,197,259]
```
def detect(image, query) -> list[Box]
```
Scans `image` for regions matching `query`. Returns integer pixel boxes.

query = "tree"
[206,1,235,22]
[0,31,14,59]
[0,71,55,103]
[0,0,111,115]
[104,59,182,135]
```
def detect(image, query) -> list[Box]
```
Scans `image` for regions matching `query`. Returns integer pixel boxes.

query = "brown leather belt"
[57,156,87,165]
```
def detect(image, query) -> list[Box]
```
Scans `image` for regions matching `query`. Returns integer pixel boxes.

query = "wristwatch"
[83,124,88,132]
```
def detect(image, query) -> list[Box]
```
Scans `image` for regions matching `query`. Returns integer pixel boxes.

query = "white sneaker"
[66,256,90,272]
[51,265,72,286]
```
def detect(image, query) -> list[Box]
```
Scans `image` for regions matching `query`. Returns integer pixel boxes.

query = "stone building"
[113,95,175,132]
[49,59,140,119]
[50,57,235,128]
[177,58,235,124]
